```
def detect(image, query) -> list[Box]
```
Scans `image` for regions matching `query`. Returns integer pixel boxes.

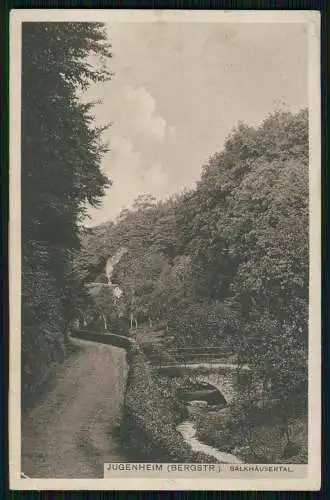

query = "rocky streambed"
[176,390,244,464]
[177,415,243,464]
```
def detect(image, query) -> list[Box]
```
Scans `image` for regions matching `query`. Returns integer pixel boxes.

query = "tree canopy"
[78,108,309,430]
[22,22,112,405]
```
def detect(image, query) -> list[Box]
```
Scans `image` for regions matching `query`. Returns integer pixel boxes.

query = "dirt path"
[22,338,128,478]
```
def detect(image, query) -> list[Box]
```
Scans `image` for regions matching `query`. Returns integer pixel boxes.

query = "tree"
[177,109,309,455]
[22,22,112,403]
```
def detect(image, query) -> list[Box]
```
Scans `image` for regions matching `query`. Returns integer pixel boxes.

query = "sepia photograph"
[9,9,321,491]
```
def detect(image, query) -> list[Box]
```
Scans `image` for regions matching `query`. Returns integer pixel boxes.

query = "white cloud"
[146,161,169,191]
[108,135,141,168]
[84,85,177,225]
[120,86,167,141]
[87,136,170,225]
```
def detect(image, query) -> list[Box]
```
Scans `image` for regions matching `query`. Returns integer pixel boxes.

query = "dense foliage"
[21,22,112,405]
[78,109,309,442]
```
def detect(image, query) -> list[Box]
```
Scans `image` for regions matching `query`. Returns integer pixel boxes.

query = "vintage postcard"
[9,9,321,491]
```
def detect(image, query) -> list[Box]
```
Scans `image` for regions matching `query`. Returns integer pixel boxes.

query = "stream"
[176,402,244,464]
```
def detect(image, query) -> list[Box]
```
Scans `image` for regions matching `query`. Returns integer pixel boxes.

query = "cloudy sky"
[84,21,308,226]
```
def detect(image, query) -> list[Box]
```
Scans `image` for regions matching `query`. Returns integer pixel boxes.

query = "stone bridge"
[157,362,251,404]
[200,368,249,404]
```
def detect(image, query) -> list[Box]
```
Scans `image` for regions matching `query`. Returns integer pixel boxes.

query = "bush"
[21,326,67,410]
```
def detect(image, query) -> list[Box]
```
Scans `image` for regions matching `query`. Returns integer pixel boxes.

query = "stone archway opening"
[177,379,227,407]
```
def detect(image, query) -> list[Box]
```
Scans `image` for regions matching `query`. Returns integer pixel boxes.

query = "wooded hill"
[77,108,309,431]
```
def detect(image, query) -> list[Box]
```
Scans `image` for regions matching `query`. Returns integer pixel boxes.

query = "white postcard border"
[9,9,321,491]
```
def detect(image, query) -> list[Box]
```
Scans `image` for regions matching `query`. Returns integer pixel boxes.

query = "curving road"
[21,338,129,478]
